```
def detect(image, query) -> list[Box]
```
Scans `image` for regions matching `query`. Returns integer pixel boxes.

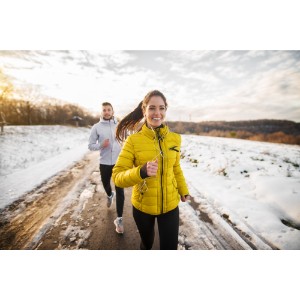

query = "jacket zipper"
[158,136,164,214]
[109,120,113,165]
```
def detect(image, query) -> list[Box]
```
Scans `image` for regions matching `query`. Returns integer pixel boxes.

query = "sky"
[1,125,299,249]
[1,50,300,122]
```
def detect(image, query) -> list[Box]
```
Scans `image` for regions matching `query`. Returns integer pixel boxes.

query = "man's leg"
[113,186,125,234]
[115,186,124,218]
[99,164,114,207]
[99,164,113,196]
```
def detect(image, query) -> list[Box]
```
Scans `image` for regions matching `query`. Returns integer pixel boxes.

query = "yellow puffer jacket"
[112,124,189,215]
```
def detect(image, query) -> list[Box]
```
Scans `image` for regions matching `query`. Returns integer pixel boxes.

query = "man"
[88,102,125,234]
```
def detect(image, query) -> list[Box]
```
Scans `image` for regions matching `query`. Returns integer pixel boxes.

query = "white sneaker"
[114,217,124,234]
[107,191,115,208]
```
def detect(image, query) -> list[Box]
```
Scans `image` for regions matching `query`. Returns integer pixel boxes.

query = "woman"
[112,90,190,250]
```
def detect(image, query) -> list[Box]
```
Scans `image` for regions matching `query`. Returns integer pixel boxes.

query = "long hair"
[116,90,168,142]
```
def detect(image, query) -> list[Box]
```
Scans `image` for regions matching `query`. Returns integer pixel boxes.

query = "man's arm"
[88,125,101,151]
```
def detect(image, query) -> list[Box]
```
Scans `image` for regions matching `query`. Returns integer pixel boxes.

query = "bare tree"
[0,111,8,133]
[0,69,14,132]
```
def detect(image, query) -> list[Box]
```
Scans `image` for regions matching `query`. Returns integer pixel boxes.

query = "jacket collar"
[100,117,116,124]
[141,123,169,140]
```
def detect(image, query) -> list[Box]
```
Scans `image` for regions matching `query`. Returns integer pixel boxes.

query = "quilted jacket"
[88,117,121,165]
[112,124,189,215]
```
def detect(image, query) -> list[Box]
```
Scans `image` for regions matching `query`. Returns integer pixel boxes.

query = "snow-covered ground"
[0,125,299,249]
[180,135,300,250]
[0,125,90,209]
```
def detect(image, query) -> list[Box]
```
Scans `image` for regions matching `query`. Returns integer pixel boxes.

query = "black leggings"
[99,164,124,217]
[133,206,179,250]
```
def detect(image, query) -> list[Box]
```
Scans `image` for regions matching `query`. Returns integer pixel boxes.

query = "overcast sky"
[1,50,300,122]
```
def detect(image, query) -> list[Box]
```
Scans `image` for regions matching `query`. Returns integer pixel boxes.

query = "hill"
[168,119,300,145]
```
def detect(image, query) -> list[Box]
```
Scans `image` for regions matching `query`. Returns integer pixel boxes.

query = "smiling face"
[101,104,114,120]
[144,96,167,128]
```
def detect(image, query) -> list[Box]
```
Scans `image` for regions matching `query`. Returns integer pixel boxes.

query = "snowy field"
[180,135,300,250]
[0,125,90,208]
[0,125,300,249]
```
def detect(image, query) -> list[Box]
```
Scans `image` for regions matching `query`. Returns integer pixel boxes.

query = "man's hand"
[102,139,110,148]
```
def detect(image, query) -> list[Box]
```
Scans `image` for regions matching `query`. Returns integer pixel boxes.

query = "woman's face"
[144,96,167,128]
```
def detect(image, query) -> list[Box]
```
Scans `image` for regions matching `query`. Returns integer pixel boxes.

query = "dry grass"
[200,130,300,145]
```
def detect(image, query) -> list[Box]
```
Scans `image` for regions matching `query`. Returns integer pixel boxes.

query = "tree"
[0,69,14,132]
[0,69,14,101]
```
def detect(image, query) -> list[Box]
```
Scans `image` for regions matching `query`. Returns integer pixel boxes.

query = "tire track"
[182,180,276,250]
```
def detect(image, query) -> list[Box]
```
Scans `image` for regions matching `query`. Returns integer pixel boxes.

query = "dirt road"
[0,151,263,250]
[0,152,159,250]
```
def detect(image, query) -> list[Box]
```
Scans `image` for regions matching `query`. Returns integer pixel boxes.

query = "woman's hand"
[180,195,192,202]
[146,159,158,177]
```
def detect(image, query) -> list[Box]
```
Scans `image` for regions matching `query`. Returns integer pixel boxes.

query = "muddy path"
[0,151,259,250]
[0,152,159,250]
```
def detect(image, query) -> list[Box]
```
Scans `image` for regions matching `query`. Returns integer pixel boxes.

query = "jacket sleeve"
[88,124,101,151]
[112,136,144,188]
[173,134,189,196]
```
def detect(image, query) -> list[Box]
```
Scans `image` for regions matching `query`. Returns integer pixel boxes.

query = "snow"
[1,125,300,250]
[0,126,300,250]
[0,125,90,209]
[179,135,300,250]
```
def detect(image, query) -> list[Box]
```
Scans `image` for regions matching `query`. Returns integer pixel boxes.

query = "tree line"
[0,68,99,129]
[0,97,98,127]
[168,120,300,145]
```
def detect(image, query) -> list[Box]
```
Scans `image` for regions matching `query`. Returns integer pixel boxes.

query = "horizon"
[114,116,300,124]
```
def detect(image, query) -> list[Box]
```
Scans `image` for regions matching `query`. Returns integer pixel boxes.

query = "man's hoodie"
[88,117,121,165]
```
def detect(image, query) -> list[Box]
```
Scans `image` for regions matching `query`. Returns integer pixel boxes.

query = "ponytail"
[116,101,144,142]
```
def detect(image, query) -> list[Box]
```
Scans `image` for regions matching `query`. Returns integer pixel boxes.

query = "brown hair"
[102,102,113,110]
[116,90,167,142]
